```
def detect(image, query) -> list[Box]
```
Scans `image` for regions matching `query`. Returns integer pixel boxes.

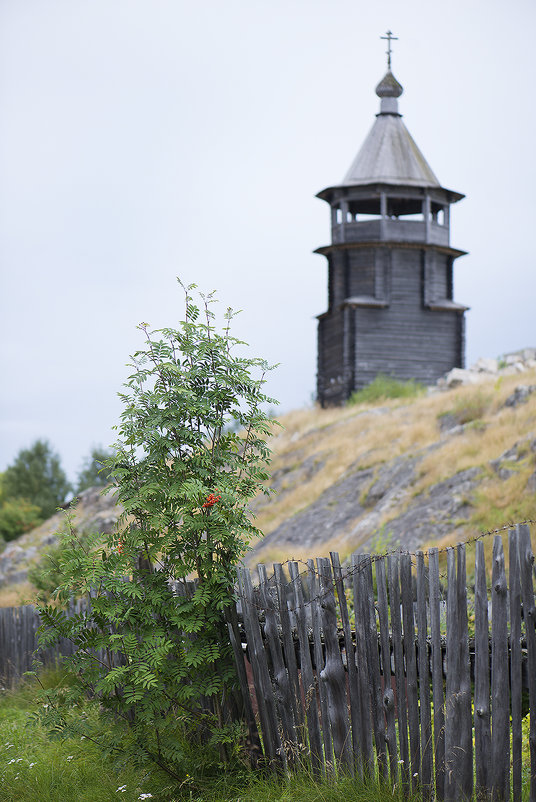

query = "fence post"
[237,566,282,767]
[388,552,410,792]
[362,554,388,780]
[224,599,263,767]
[428,547,445,800]
[288,561,324,775]
[352,554,375,776]
[308,559,334,771]
[331,551,361,776]
[376,555,398,786]
[273,563,304,735]
[491,536,510,801]
[416,550,433,798]
[474,539,491,796]
[400,551,421,792]
[317,558,352,773]
[509,528,523,802]
[257,564,297,757]
[517,524,536,802]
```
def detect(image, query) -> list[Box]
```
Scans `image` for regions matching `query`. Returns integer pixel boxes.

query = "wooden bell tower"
[316,34,468,406]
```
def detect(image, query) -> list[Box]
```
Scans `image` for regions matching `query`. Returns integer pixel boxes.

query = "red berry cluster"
[202,491,221,509]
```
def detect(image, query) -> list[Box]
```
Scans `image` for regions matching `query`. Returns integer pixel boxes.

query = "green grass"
[0,671,163,802]
[0,671,421,801]
[3,670,532,801]
[348,374,425,406]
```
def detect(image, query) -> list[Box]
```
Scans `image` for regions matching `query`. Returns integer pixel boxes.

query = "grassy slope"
[250,367,536,568]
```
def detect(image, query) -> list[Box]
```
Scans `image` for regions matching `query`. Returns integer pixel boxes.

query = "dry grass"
[0,582,37,608]
[252,367,536,558]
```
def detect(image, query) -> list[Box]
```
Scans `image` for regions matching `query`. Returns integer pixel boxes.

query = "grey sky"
[1,0,535,483]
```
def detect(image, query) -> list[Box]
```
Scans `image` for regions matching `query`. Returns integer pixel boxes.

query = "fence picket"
[237,566,282,765]
[388,552,410,791]
[257,564,297,755]
[509,528,523,802]
[361,555,388,780]
[517,524,536,802]
[308,559,334,771]
[273,563,304,734]
[428,547,445,800]
[457,545,473,799]
[317,558,352,772]
[491,536,510,800]
[330,551,360,775]
[400,551,421,792]
[416,550,433,798]
[474,539,491,796]
[224,602,263,766]
[288,561,324,774]
[352,554,375,775]
[375,556,398,785]
[444,547,460,802]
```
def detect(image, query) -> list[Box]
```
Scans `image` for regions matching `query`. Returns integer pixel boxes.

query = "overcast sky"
[1,0,535,484]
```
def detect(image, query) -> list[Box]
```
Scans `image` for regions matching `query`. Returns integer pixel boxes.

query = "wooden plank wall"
[235,524,536,800]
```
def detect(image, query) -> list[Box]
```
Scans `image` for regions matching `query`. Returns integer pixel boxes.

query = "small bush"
[348,374,425,406]
[0,498,43,542]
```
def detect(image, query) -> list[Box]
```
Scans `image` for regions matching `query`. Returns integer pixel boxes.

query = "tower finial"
[380,30,398,71]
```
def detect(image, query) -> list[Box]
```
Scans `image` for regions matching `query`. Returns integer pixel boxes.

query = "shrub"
[0,497,43,542]
[348,374,425,406]
[36,282,277,783]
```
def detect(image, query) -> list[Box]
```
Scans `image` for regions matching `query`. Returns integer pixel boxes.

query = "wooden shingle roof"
[342,71,440,189]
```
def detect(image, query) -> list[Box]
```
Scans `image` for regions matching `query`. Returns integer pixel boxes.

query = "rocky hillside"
[1,349,535,604]
[248,350,536,566]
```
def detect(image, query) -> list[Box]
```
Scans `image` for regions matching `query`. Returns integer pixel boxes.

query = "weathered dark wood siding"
[352,247,462,388]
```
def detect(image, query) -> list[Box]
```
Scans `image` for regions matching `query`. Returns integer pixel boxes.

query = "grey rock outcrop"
[0,486,122,588]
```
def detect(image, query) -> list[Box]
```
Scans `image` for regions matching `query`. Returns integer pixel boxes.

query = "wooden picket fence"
[230,523,536,801]
[0,597,90,687]
[0,525,535,799]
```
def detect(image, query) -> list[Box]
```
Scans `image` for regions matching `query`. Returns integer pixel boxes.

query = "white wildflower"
[7,759,15,765]
[29,762,36,768]
[66,755,74,761]
[116,787,127,793]
[138,795,153,800]
[15,758,22,763]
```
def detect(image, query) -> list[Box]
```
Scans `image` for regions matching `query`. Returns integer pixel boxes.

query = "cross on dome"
[380,30,398,70]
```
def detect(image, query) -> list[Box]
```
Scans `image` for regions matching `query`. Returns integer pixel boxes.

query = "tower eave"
[316,182,465,204]
[314,242,468,259]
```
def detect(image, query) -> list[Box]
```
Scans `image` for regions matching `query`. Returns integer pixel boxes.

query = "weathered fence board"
[331,552,360,775]
[428,547,445,800]
[518,524,536,802]
[388,551,410,791]
[318,558,351,772]
[509,528,523,802]
[416,550,432,799]
[474,539,491,796]
[401,551,421,793]
[491,536,509,801]
[288,560,323,774]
